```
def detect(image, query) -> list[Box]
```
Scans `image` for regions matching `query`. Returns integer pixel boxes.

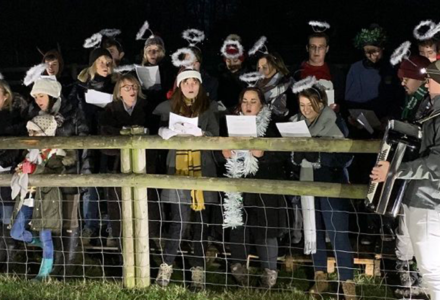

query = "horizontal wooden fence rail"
[0,174,369,199]
[0,136,381,153]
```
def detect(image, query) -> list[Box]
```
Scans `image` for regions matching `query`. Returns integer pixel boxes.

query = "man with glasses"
[295,32,346,113]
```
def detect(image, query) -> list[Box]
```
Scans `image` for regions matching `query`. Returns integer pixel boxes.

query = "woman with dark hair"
[291,79,355,300]
[256,53,294,121]
[26,77,88,276]
[221,87,289,288]
[153,69,219,289]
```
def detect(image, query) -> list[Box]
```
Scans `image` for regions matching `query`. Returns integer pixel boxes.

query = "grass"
[0,271,396,300]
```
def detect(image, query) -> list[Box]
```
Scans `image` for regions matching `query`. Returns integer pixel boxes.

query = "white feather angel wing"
[23,63,47,86]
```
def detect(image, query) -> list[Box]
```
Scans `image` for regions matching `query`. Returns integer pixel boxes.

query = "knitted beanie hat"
[30,77,62,98]
[26,114,58,136]
[398,55,431,81]
[176,69,202,87]
[144,35,165,51]
[88,48,112,66]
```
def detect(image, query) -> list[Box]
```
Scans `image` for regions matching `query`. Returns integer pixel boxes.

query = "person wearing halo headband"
[153,68,219,289]
[221,86,289,289]
[291,81,356,300]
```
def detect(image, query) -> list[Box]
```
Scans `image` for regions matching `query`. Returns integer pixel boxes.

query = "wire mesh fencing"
[0,187,426,299]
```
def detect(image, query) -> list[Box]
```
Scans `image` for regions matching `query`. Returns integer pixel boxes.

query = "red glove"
[21,160,36,174]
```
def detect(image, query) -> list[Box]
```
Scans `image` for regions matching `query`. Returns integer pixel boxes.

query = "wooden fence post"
[131,147,150,288]
[121,149,136,288]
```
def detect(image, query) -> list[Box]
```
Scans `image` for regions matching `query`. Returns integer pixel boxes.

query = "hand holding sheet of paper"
[135,65,161,90]
[349,109,381,134]
[169,113,200,136]
[85,90,113,108]
[226,115,257,137]
[276,120,311,137]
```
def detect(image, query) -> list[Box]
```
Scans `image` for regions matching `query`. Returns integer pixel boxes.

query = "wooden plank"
[0,136,380,153]
[0,174,368,199]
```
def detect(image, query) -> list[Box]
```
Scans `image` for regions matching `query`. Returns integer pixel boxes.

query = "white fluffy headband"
[248,36,268,56]
[390,41,412,66]
[413,20,440,41]
[309,20,330,33]
[182,29,205,47]
[83,28,122,48]
[171,48,196,68]
[292,76,317,94]
[220,40,244,59]
[239,72,264,87]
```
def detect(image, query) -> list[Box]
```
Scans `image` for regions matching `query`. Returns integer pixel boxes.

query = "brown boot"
[341,280,357,300]
[309,271,329,296]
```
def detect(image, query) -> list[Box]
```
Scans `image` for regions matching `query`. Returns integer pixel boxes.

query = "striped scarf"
[175,97,205,211]
[401,86,428,121]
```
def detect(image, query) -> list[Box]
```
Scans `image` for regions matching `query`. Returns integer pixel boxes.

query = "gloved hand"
[158,127,179,140]
[172,122,203,136]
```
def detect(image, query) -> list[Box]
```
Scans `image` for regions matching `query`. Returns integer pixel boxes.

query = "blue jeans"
[83,187,100,232]
[10,205,33,243]
[312,197,354,281]
[10,206,54,259]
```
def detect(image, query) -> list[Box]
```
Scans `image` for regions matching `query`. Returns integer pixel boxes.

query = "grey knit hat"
[144,35,165,51]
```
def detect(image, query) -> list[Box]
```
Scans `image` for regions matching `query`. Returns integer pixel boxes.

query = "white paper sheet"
[276,120,311,137]
[169,113,199,129]
[85,90,113,108]
[0,166,12,173]
[349,109,381,132]
[135,65,161,90]
[318,79,335,106]
[226,115,257,137]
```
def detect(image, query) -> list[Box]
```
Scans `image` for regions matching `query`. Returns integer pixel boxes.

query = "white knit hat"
[30,77,62,98]
[176,69,202,87]
[26,114,58,136]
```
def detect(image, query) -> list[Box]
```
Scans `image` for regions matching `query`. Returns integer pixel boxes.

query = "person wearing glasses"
[97,73,159,248]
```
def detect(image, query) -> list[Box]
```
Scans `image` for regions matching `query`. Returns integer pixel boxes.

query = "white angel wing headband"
[114,64,136,74]
[23,63,47,86]
[309,20,331,33]
[182,29,205,47]
[220,40,244,59]
[248,36,268,56]
[84,28,122,49]
[292,76,317,94]
[239,72,264,87]
[171,48,196,68]
[413,20,440,41]
[390,41,412,66]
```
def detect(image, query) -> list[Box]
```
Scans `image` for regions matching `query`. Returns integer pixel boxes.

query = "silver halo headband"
[239,72,264,87]
[171,48,196,68]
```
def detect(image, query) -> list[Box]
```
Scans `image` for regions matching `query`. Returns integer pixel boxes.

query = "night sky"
[0,0,439,69]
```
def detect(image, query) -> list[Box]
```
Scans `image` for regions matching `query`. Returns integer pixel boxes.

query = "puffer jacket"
[398,95,440,211]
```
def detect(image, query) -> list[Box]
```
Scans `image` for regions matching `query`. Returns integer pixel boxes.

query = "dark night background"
[0,0,439,72]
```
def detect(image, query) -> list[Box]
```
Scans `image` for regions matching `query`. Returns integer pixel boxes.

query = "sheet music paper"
[226,115,257,137]
[276,120,312,137]
[135,65,161,90]
[169,113,199,129]
[0,166,12,173]
[85,90,113,108]
[318,79,335,106]
[349,109,381,133]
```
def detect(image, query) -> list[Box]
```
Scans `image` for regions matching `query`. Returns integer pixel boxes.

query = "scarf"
[292,107,343,254]
[401,86,428,121]
[223,106,272,228]
[175,97,204,211]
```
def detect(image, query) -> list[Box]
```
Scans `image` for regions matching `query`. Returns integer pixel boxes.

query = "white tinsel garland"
[222,106,271,229]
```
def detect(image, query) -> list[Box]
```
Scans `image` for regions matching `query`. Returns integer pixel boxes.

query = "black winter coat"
[216,64,249,110]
